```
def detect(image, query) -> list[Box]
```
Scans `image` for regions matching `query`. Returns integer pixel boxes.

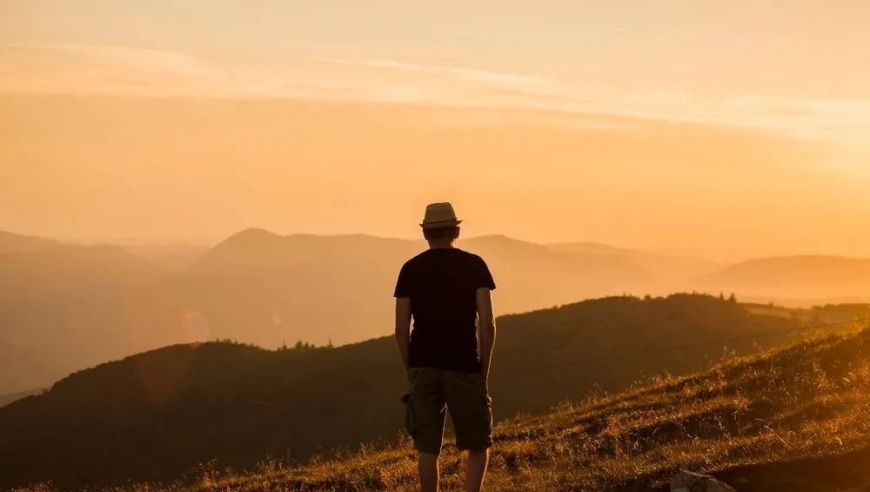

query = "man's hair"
[423,226,459,241]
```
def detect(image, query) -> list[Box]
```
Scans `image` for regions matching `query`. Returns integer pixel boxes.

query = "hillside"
[0,388,42,408]
[11,313,870,492]
[697,255,870,300]
[2,295,864,489]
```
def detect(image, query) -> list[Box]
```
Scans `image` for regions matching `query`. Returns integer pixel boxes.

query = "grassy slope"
[46,323,869,492]
[13,322,870,492]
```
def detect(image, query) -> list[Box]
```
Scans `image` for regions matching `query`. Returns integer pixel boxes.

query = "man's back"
[394,248,496,373]
[393,202,496,492]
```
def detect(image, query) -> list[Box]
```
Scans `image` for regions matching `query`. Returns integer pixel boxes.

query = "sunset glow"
[2,0,869,257]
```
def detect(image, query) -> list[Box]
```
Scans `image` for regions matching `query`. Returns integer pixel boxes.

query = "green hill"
[1,295,864,489]
[10,307,870,492]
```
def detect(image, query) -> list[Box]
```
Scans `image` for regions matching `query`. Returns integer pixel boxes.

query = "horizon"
[7,226,870,264]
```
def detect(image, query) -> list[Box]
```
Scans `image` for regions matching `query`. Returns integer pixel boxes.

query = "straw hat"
[420,202,462,229]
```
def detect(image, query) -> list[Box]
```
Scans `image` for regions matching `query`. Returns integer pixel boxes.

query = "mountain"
[3,227,866,399]
[697,255,870,300]
[168,230,655,349]
[551,241,722,286]
[0,229,656,395]
[0,242,167,393]
[3,295,863,489]
[122,244,210,270]
[0,230,59,254]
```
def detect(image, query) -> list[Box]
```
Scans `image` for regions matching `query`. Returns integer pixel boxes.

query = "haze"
[2,0,870,259]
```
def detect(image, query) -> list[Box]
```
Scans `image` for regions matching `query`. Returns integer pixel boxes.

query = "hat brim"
[420,219,462,229]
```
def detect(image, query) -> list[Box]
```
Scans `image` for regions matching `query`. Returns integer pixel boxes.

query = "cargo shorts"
[402,367,493,455]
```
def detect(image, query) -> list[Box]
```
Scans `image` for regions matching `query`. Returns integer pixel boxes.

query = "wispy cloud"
[2,43,868,155]
[0,43,222,96]
[335,58,563,97]
[45,43,210,76]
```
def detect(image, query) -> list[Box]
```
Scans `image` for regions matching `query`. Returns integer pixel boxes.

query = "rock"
[670,470,737,492]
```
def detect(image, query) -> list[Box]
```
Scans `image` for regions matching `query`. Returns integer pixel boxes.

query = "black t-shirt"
[394,248,496,373]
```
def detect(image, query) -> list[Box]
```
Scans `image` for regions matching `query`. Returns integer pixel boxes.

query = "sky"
[1,0,869,259]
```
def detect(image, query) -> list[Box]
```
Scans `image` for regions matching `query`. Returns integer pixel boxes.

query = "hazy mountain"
[3,295,859,489]
[550,241,721,285]
[173,230,655,349]
[3,227,866,397]
[0,230,59,254]
[0,229,653,394]
[123,244,210,270]
[0,242,167,393]
[697,255,870,300]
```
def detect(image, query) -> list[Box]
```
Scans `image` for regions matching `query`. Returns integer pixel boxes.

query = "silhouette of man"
[395,202,497,492]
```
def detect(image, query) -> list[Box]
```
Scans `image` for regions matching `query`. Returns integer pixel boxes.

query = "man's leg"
[444,371,494,492]
[418,452,440,492]
[465,449,489,492]
[407,368,446,492]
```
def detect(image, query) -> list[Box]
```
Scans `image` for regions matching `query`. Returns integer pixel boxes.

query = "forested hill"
[1,295,865,489]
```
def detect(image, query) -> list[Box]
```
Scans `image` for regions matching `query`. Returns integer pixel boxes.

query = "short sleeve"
[476,256,496,291]
[394,263,411,298]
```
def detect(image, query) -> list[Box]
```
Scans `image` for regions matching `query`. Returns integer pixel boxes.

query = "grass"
[16,324,870,492]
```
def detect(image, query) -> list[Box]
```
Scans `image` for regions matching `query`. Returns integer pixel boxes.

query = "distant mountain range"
[0,230,60,254]
[0,237,165,395]
[550,241,721,283]
[2,228,870,395]
[696,255,870,300]
[176,229,655,352]
[5,294,862,489]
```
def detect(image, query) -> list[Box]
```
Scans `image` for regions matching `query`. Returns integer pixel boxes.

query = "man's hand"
[395,297,412,373]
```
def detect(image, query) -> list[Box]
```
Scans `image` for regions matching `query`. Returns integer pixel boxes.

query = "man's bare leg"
[465,449,489,492]
[418,453,440,492]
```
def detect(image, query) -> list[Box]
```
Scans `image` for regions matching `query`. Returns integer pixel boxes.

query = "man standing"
[394,202,497,492]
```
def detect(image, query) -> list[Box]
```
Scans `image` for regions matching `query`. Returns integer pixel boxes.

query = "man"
[394,202,497,492]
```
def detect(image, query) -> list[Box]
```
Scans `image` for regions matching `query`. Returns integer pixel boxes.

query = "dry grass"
[16,325,870,492]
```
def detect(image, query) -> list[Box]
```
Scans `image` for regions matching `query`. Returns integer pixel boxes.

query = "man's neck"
[427,240,455,250]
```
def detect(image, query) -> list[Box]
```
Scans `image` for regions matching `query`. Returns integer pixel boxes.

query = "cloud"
[0,43,220,96]
[45,43,210,76]
[1,44,868,154]
[344,58,562,97]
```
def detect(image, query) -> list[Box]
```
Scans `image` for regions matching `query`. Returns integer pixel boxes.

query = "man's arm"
[395,297,412,373]
[476,287,497,380]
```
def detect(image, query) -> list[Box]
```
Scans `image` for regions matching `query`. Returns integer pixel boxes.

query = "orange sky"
[1,1,869,258]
